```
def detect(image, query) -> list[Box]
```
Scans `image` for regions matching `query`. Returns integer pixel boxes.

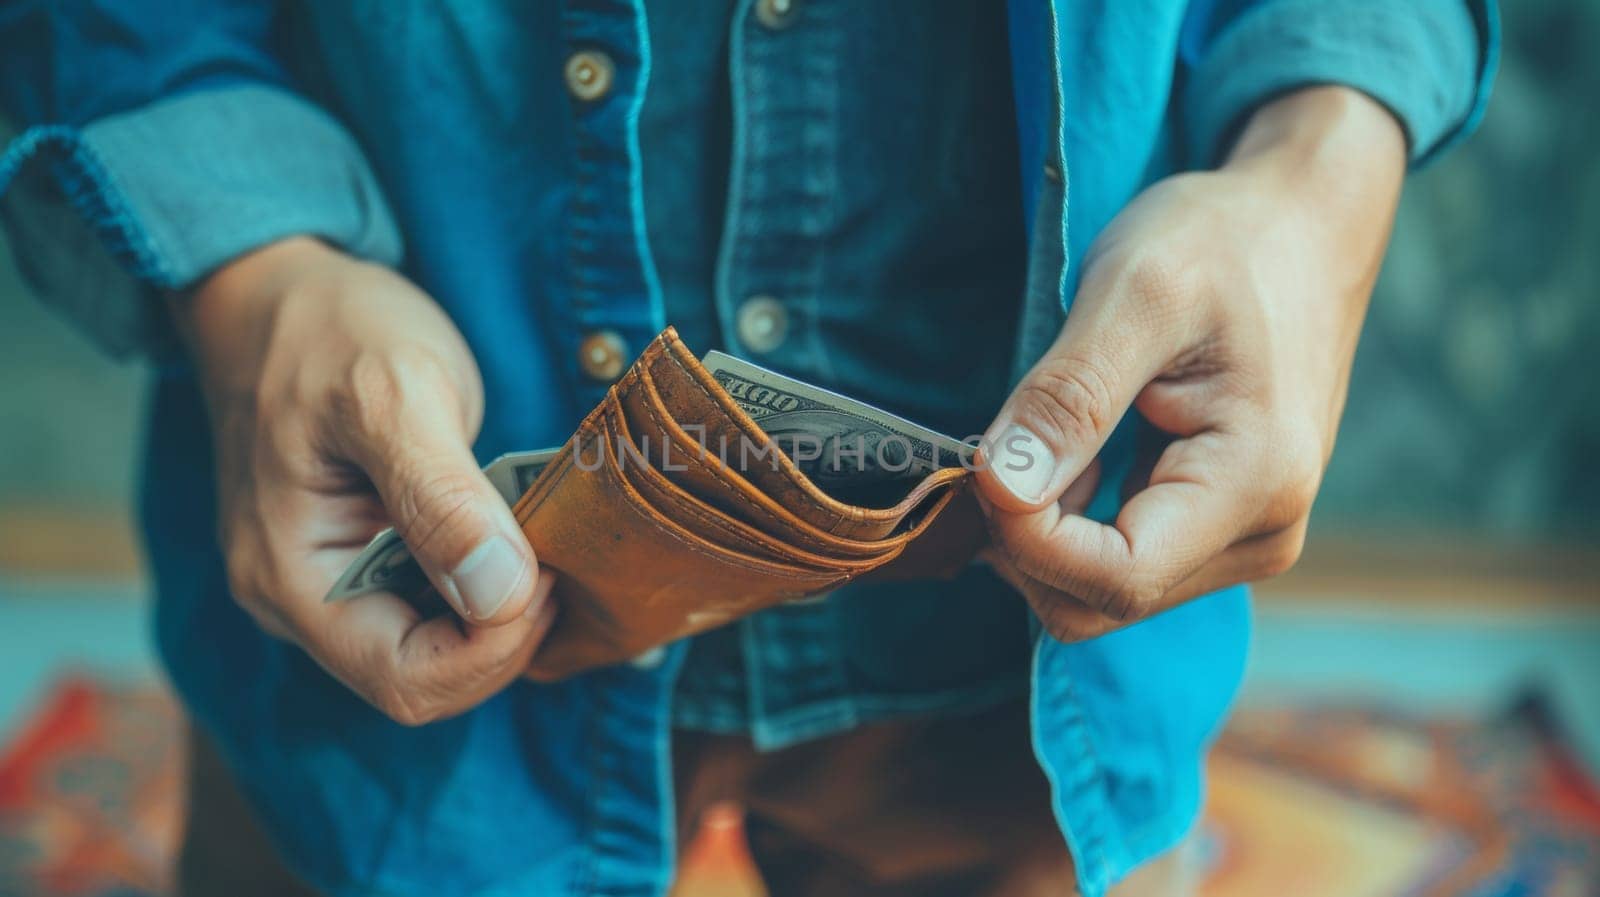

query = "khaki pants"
[181,702,1190,897]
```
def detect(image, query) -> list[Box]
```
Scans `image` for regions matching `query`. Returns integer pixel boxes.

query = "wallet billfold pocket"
[515,328,987,681]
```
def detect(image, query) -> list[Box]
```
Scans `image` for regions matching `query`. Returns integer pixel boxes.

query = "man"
[0,2,1494,895]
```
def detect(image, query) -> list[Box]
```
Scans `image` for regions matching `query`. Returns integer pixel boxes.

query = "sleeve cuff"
[0,84,402,359]
[1183,0,1500,169]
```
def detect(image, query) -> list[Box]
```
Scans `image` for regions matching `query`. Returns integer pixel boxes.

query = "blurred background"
[0,2,1595,895]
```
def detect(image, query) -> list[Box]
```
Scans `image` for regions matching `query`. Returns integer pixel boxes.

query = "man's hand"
[976,87,1407,642]
[177,237,556,725]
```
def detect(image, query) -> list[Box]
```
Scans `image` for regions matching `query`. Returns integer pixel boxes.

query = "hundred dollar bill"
[701,350,973,497]
[324,447,560,603]
[483,447,563,507]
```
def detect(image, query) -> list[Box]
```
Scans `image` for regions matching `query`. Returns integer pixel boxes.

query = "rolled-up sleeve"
[1180,0,1500,169]
[0,2,401,359]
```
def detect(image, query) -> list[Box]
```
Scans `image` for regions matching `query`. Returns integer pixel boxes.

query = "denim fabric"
[0,1,1498,895]
[1180,0,1493,166]
[640,0,1034,744]
[0,87,400,358]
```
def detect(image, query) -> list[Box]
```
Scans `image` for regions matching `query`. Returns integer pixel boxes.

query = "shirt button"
[564,50,614,102]
[736,295,789,354]
[755,0,800,30]
[629,646,666,671]
[578,330,627,382]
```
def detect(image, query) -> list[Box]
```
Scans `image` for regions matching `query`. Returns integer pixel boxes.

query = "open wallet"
[515,327,988,681]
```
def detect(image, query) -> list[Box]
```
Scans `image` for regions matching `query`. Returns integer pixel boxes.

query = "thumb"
[978,281,1176,513]
[353,408,540,627]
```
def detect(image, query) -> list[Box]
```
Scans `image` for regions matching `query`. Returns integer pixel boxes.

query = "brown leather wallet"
[515,328,987,681]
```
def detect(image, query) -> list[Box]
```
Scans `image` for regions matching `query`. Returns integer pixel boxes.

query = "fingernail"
[445,536,525,620]
[988,422,1055,504]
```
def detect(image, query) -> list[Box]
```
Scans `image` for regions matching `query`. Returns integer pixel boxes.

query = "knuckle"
[1076,540,1137,611]
[372,684,439,728]
[1079,538,1160,622]
[1009,538,1076,595]
[1104,577,1163,623]
[222,543,272,610]
[1272,479,1319,529]
[1283,458,1323,515]
[1260,435,1323,528]
[1015,361,1116,452]
[218,536,299,639]
[1122,254,1187,312]
[1257,529,1308,580]
[221,543,255,597]
[225,575,272,627]
[1038,603,1092,644]
[226,574,267,617]
[340,352,407,437]
[1029,588,1114,644]
[338,352,457,442]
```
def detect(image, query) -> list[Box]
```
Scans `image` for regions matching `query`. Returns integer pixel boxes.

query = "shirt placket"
[715,0,860,747]
[559,5,683,896]
[561,1,666,411]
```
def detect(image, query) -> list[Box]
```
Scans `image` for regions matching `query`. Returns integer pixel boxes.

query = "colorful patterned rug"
[1,676,1594,897]
[1200,697,1600,897]
[0,678,181,897]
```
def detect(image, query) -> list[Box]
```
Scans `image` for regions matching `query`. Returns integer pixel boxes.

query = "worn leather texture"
[517,328,987,681]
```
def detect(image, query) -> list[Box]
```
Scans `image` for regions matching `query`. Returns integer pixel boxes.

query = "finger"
[1004,523,1307,644]
[1162,520,1309,605]
[233,494,561,724]
[976,259,1193,513]
[1020,579,1125,643]
[979,549,1124,642]
[334,394,541,627]
[304,570,559,725]
[974,458,1103,520]
[988,431,1261,622]
[220,485,334,642]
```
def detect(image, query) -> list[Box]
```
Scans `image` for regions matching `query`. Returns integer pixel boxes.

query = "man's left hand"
[976,86,1407,642]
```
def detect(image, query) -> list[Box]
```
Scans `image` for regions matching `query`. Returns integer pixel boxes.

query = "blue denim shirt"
[0,2,1496,895]
[642,1,1037,743]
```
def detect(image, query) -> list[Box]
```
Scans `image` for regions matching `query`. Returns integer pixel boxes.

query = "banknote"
[701,350,973,498]
[483,447,564,507]
[323,448,559,603]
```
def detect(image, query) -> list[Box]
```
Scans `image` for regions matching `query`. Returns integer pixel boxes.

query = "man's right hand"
[176,237,556,726]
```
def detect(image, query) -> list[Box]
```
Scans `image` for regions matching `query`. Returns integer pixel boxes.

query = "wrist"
[1225,85,1405,172]
[174,237,345,350]
[174,237,352,409]
[1221,87,1406,313]
[1223,86,1406,233]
